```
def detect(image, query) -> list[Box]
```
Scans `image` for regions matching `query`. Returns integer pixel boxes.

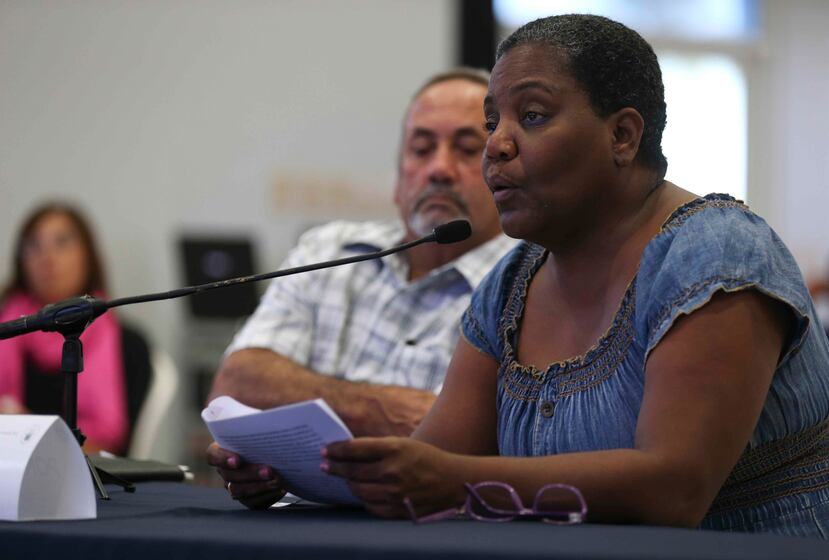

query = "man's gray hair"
[409,67,490,104]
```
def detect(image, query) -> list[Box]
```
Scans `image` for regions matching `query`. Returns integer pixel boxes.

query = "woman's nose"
[484,124,517,162]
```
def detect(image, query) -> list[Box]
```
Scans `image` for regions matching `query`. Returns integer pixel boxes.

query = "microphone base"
[59,322,136,500]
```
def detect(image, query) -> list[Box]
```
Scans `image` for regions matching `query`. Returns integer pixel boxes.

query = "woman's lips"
[489,176,521,203]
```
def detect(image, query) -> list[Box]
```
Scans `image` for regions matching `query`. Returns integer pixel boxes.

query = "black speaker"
[178,236,260,319]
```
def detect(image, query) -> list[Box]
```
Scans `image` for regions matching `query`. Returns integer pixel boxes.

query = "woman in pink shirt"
[0,203,128,454]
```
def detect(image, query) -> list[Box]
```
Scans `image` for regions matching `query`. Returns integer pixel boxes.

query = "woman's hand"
[322,437,466,518]
[206,442,287,509]
[0,395,28,414]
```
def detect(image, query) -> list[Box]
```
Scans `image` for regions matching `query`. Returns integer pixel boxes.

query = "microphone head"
[433,220,472,244]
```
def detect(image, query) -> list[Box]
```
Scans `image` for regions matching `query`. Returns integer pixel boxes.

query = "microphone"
[432,219,472,244]
[0,220,472,340]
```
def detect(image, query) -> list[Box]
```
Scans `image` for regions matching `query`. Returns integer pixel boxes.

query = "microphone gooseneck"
[0,219,475,340]
[106,219,472,310]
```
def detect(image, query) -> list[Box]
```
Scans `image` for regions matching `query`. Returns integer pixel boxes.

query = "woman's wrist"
[442,451,478,507]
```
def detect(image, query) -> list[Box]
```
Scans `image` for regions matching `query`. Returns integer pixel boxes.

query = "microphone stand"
[0,220,472,501]
[46,296,135,499]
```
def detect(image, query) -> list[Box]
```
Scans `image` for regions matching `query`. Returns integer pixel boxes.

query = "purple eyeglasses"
[403,482,587,525]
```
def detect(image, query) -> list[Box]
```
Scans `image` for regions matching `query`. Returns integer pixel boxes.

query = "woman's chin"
[499,213,536,241]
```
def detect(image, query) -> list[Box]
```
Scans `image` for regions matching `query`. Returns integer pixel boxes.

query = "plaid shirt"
[226,220,516,392]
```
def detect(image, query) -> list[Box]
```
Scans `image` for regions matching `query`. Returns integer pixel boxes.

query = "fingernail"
[227,456,238,468]
[320,462,329,473]
[320,446,328,457]
[259,466,272,480]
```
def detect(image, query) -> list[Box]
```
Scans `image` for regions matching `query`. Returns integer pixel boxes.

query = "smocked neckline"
[502,244,637,379]
[502,193,747,379]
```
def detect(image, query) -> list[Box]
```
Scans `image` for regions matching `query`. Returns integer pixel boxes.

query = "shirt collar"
[448,233,517,287]
[342,220,516,288]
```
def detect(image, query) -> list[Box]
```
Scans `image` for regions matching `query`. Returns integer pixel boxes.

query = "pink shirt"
[0,292,129,453]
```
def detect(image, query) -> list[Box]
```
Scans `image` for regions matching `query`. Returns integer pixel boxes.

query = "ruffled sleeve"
[636,196,812,364]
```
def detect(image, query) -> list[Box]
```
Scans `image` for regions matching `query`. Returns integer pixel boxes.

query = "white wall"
[0,0,454,353]
[751,0,829,280]
[0,0,454,463]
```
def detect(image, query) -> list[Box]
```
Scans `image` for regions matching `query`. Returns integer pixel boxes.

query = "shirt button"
[539,401,555,418]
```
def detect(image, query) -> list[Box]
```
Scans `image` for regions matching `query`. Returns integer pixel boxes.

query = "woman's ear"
[609,108,645,168]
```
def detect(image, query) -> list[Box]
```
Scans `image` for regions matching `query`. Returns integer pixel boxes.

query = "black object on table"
[0,483,826,560]
[87,455,190,482]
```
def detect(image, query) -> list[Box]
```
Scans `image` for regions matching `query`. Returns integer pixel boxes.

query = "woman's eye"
[523,111,545,125]
[483,121,497,134]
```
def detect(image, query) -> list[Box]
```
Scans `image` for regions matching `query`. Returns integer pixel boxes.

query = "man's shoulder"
[452,234,520,288]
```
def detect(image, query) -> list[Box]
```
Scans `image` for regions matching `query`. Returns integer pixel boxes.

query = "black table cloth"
[0,482,826,559]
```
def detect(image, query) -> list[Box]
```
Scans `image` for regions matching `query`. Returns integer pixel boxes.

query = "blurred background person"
[0,202,148,455]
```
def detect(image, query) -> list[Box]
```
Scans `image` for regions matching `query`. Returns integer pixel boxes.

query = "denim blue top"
[461,194,829,536]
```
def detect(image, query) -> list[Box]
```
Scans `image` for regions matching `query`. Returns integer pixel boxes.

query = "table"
[0,483,826,559]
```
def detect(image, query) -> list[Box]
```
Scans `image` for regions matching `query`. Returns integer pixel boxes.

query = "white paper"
[0,415,96,521]
[202,396,359,505]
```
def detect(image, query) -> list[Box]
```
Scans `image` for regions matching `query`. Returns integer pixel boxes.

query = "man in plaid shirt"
[208,69,515,507]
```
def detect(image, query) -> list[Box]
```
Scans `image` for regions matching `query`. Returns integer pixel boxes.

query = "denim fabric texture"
[461,194,829,537]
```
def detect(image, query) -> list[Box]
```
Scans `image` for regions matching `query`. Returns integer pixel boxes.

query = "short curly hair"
[497,14,668,178]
